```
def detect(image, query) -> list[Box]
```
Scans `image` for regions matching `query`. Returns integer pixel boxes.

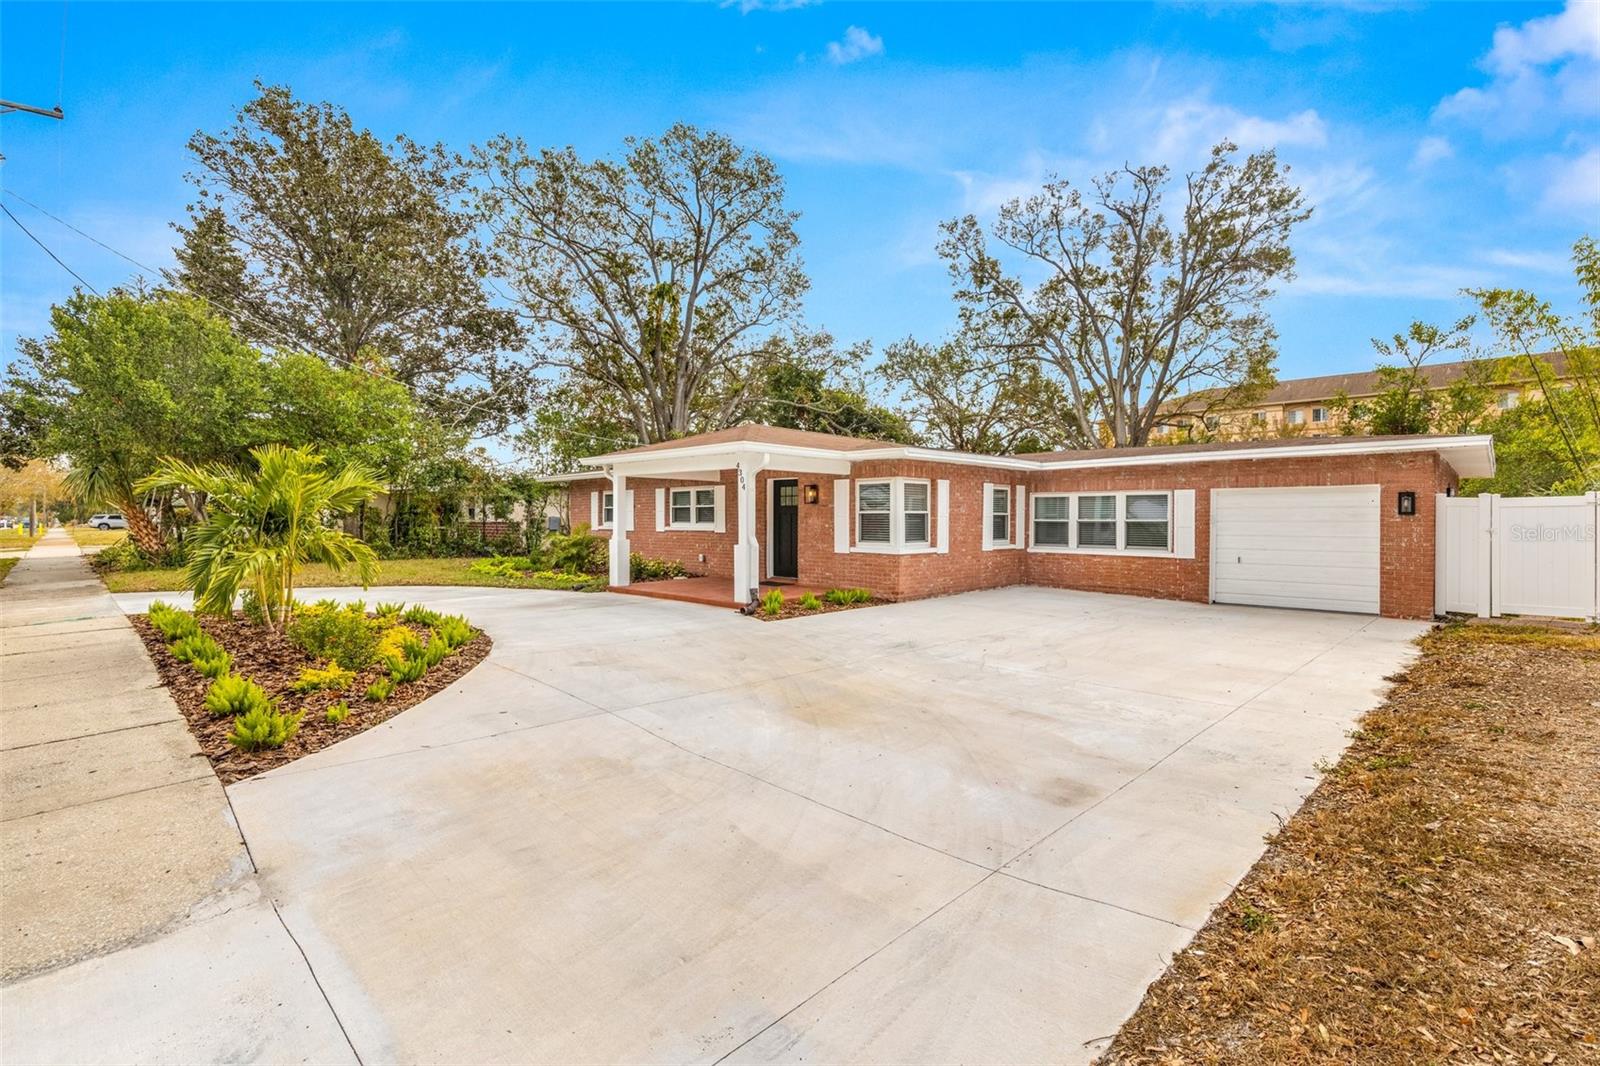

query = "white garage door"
[1211,485,1380,614]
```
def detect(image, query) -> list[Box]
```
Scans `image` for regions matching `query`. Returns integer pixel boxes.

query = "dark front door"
[772,479,799,579]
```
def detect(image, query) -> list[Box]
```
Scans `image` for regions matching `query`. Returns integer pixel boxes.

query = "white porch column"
[608,468,629,587]
[732,452,766,605]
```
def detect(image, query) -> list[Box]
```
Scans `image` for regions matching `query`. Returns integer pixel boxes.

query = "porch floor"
[609,575,834,609]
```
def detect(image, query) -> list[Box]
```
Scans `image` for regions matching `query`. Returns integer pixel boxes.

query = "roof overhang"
[578,443,855,478]
[1025,435,1497,478]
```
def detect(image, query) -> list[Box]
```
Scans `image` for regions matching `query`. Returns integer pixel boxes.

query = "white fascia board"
[535,470,609,484]
[582,445,853,478]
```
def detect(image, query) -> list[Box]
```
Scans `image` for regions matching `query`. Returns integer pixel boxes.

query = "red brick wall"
[581,451,1459,618]
[1022,451,1453,619]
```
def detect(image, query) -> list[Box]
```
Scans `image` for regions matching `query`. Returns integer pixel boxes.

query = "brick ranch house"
[539,425,1496,620]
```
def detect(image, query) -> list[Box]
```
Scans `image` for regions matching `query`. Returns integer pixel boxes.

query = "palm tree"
[139,445,381,630]
[64,459,166,556]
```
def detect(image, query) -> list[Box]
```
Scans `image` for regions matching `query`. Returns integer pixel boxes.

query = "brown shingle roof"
[1255,352,1570,407]
[585,423,893,460]
[1016,432,1471,464]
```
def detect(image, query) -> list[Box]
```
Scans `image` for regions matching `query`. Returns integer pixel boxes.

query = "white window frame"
[902,479,931,547]
[853,477,936,554]
[1287,409,1305,425]
[598,491,615,530]
[1498,390,1520,410]
[989,486,1010,547]
[1028,490,1176,557]
[666,485,719,531]
[1311,406,1328,424]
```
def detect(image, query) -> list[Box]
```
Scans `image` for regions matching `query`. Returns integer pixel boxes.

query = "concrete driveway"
[52,585,1421,1063]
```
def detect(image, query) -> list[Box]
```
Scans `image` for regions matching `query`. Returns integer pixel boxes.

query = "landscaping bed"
[750,587,876,620]
[133,601,491,783]
[1101,620,1600,1065]
[101,556,607,594]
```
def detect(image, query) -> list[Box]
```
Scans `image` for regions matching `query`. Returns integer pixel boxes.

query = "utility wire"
[1,200,98,294]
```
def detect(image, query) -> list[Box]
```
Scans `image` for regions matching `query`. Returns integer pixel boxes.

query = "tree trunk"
[118,494,166,557]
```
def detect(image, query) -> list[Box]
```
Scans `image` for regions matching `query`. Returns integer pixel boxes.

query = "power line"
[1,200,97,293]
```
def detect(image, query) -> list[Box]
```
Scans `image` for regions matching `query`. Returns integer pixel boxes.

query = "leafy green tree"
[747,336,917,443]
[1335,317,1488,436]
[5,289,267,553]
[474,124,807,443]
[140,445,380,630]
[938,141,1301,447]
[1463,236,1600,495]
[877,336,1070,453]
[262,353,418,482]
[176,83,522,427]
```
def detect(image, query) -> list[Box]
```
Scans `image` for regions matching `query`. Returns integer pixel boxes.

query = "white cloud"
[825,26,884,66]
[1152,99,1327,159]
[724,0,817,12]
[1411,135,1453,169]
[1542,146,1600,210]
[1481,248,1573,273]
[1436,0,1600,135]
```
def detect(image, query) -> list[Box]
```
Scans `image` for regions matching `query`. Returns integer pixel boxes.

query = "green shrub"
[377,626,425,663]
[325,700,350,724]
[630,553,688,581]
[204,674,272,718]
[96,538,185,573]
[824,587,872,606]
[538,525,606,575]
[420,638,449,668]
[287,601,380,670]
[148,601,200,642]
[468,556,526,579]
[432,615,474,651]
[290,663,356,693]
[171,632,225,663]
[228,704,303,751]
[365,677,394,702]
[388,655,427,684]
[402,605,442,627]
[760,588,785,616]
[374,601,406,623]
[527,570,606,591]
[798,593,823,611]
[194,652,232,679]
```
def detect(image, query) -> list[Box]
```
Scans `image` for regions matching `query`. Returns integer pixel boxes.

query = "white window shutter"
[833,479,850,553]
[1014,485,1026,548]
[1173,489,1196,559]
[654,488,666,532]
[623,490,635,532]
[590,491,599,529]
[712,485,726,533]
[935,479,950,554]
[981,483,995,551]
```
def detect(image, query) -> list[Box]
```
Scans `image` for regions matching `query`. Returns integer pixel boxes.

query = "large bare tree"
[472,124,808,444]
[175,83,522,430]
[876,336,1071,454]
[937,141,1306,447]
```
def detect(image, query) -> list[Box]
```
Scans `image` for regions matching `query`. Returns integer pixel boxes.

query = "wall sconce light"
[1397,491,1416,516]
[803,484,820,505]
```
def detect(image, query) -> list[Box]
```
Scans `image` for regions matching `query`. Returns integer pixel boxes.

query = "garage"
[1210,485,1381,614]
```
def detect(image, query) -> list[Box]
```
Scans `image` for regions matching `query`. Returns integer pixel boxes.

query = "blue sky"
[2,0,1597,391]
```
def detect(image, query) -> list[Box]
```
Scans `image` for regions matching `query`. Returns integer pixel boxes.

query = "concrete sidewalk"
[1,530,354,1063]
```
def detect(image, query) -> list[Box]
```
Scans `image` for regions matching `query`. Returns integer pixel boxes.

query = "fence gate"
[1436,493,1599,620]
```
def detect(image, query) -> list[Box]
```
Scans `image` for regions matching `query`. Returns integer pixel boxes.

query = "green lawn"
[100,556,608,594]
[0,558,18,585]
[68,527,130,547]
[0,529,42,550]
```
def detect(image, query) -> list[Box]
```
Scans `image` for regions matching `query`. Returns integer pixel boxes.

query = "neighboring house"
[1168,353,1573,438]
[549,423,1495,619]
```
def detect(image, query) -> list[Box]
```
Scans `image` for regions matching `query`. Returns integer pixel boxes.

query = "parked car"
[87,513,128,530]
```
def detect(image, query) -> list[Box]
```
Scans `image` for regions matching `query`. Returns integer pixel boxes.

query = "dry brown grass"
[1102,619,1600,1065]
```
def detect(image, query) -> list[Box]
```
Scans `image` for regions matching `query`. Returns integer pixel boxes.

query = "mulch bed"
[750,598,878,621]
[132,612,491,784]
[1100,620,1600,1064]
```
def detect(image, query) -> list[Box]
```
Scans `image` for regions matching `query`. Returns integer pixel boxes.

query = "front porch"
[609,576,836,609]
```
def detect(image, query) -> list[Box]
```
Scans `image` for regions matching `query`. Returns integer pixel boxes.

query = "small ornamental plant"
[432,615,475,652]
[365,677,394,702]
[149,602,201,642]
[203,674,273,718]
[760,588,785,616]
[228,704,303,751]
[325,700,351,724]
[193,651,232,679]
[798,592,823,612]
[290,663,355,694]
[824,587,872,606]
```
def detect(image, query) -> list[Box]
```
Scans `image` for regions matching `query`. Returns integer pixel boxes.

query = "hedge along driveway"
[80,583,1424,1064]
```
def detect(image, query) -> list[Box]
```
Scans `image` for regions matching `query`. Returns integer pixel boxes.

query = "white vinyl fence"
[1436,493,1599,620]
